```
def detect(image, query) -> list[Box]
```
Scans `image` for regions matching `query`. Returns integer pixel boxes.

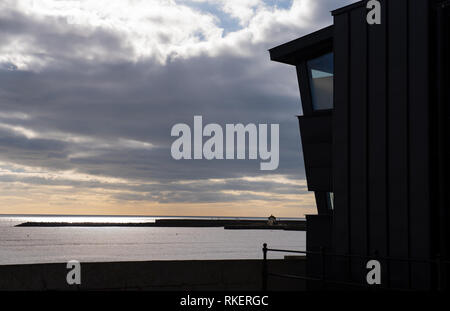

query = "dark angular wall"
[332,0,434,289]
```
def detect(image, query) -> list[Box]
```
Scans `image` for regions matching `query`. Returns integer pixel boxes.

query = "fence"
[261,243,450,291]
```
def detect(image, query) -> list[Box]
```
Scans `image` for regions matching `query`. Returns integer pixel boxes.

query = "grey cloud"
[0,51,306,182]
[0,1,356,206]
[0,170,308,204]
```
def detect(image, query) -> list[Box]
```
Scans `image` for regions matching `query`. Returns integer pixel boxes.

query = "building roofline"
[268,25,333,66]
[331,0,365,16]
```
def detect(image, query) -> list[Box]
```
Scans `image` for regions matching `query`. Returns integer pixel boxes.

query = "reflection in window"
[307,53,334,111]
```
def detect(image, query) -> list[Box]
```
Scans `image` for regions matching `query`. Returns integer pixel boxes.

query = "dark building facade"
[270,0,449,290]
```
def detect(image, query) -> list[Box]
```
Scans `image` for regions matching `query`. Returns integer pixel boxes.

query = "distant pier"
[15,218,306,231]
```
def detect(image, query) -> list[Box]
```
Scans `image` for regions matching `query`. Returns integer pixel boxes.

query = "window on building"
[307,53,334,111]
[326,192,334,210]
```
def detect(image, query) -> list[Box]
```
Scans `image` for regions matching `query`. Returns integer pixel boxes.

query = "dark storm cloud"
[0,0,356,205]
[0,127,71,169]
[0,48,306,183]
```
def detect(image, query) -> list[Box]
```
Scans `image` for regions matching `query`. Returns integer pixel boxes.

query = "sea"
[0,215,306,265]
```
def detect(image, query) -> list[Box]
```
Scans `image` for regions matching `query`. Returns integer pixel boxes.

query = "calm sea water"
[0,215,306,265]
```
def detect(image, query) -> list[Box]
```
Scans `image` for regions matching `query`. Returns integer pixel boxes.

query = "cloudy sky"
[0,0,355,217]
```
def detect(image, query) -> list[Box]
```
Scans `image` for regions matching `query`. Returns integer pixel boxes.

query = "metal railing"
[261,243,450,291]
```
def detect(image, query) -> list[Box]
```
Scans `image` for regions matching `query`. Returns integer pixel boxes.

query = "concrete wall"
[0,259,306,291]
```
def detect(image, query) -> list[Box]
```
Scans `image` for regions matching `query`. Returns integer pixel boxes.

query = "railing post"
[262,243,268,291]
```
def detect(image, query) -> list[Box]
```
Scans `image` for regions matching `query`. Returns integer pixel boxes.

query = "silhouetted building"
[270,0,449,290]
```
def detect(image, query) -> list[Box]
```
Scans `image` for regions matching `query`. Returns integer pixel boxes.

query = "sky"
[0,0,357,217]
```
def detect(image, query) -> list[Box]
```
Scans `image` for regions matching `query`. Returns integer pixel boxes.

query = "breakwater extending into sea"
[15,218,306,231]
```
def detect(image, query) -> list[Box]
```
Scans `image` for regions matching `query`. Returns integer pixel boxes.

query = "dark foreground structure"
[270,0,449,290]
[0,259,305,291]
